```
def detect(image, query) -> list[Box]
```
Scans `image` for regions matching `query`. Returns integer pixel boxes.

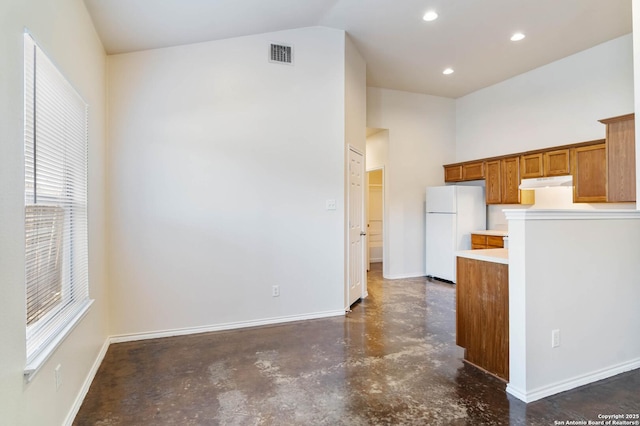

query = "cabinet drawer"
[487,235,504,248]
[471,234,504,249]
[471,234,487,247]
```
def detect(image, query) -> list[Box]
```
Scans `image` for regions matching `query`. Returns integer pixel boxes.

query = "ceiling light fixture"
[442,68,454,75]
[510,32,526,41]
[423,11,438,22]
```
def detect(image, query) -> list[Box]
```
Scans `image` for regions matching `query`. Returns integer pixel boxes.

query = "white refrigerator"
[425,185,486,283]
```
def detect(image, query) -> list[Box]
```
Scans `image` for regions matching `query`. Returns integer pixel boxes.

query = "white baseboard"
[110,310,346,344]
[370,258,382,263]
[507,357,640,403]
[64,338,110,426]
[384,272,426,280]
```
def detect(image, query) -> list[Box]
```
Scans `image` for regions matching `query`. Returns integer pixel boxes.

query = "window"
[24,33,92,377]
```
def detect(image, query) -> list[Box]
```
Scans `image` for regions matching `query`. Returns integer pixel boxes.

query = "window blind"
[24,33,90,372]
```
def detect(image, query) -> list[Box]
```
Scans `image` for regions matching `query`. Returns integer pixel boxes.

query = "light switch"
[326,199,337,210]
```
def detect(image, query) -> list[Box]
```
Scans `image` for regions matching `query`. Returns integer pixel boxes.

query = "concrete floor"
[74,263,640,425]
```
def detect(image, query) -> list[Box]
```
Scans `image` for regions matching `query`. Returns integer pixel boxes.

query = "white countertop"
[471,230,508,237]
[456,248,509,264]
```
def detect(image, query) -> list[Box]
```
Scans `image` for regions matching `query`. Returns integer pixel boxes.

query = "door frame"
[365,166,385,272]
[346,145,367,310]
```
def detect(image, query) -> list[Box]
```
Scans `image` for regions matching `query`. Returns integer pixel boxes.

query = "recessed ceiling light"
[510,32,526,41]
[443,68,454,75]
[423,11,438,22]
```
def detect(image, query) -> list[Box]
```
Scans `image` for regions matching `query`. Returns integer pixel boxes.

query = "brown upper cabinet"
[486,157,520,204]
[485,160,502,204]
[572,143,606,203]
[544,149,571,176]
[600,114,636,202]
[444,161,484,182]
[443,113,635,204]
[444,164,463,182]
[520,149,571,179]
[462,161,485,180]
[521,153,543,179]
[501,157,521,204]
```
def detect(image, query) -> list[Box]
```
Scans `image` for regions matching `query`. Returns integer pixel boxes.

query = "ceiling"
[83,0,632,98]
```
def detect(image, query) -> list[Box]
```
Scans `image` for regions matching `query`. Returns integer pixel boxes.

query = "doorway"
[366,168,384,271]
[348,147,366,307]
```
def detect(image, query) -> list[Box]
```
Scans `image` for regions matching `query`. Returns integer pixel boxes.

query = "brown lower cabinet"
[471,234,504,249]
[456,256,509,381]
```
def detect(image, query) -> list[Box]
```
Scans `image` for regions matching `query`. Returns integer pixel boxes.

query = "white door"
[348,147,365,306]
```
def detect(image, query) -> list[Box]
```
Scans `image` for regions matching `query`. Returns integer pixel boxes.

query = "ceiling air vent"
[270,43,293,65]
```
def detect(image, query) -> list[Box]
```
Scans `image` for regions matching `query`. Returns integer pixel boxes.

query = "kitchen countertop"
[456,248,509,264]
[471,230,508,237]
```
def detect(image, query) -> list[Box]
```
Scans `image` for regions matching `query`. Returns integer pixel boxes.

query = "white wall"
[506,210,640,402]
[345,35,366,154]
[634,0,640,205]
[456,34,634,162]
[107,27,352,337]
[457,34,635,228]
[0,0,108,424]
[366,130,389,171]
[367,88,456,278]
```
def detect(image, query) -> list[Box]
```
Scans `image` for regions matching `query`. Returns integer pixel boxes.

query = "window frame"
[23,32,93,380]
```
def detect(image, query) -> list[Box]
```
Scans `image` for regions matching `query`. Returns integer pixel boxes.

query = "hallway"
[74,264,639,425]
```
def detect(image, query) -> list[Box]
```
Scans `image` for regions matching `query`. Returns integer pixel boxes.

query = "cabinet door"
[485,160,502,204]
[544,149,571,176]
[456,257,509,381]
[462,161,485,180]
[501,157,520,204]
[604,115,636,202]
[444,165,463,182]
[572,144,606,203]
[521,153,543,179]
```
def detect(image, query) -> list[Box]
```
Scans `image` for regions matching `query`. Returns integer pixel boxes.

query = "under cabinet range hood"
[519,175,573,189]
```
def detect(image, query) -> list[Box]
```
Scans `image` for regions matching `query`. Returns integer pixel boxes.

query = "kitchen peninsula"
[456,248,509,380]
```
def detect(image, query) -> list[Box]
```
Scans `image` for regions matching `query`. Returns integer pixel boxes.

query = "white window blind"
[24,33,91,375]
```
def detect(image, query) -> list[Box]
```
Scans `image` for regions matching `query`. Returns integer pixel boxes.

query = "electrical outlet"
[54,364,62,390]
[552,329,560,348]
[272,285,280,297]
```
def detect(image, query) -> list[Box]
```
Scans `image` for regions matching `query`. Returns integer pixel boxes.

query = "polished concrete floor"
[74,264,639,425]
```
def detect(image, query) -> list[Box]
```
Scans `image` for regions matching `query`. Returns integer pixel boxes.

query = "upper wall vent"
[270,43,293,65]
